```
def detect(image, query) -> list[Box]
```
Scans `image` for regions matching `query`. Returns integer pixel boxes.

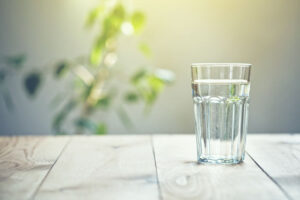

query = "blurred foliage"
[24,72,42,96]
[131,12,146,33]
[54,62,69,78]
[52,99,77,134]
[0,0,175,134]
[5,54,26,70]
[139,42,152,58]
[130,68,174,108]
[75,118,107,135]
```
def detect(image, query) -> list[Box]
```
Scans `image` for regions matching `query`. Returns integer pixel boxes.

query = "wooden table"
[0,134,299,200]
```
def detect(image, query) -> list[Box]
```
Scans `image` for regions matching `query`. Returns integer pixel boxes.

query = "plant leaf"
[131,11,145,34]
[90,46,103,66]
[131,69,147,84]
[75,118,96,132]
[124,92,139,103]
[23,72,42,96]
[148,76,164,92]
[85,5,105,28]
[5,54,26,69]
[96,123,107,135]
[54,62,69,78]
[75,118,107,135]
[96,94,111,108]
[82,82,94,101]
[109,4,126,31]
[89,4,127,66]
[90,36,106,66]
[130,68,174,107]
[102,4,126,38]
[143,76,164,105]
[139,42,152,58]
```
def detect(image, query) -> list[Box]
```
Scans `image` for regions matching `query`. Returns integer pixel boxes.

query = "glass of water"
[191,63,252,164]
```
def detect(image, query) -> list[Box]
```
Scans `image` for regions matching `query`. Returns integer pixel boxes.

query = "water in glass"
[192,79,250,164]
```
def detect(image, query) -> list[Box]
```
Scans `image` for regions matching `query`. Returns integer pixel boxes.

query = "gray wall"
[0,0,300,135]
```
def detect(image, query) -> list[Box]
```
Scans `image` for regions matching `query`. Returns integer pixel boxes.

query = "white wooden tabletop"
[0,134,299,200]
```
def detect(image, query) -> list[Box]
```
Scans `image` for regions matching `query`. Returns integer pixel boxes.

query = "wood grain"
[0,136,69,200]
[153,134,288,200]
[34,135,159,200]
[247,134,300,200]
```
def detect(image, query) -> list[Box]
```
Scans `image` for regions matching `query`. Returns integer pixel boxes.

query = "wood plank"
[247,134,300,200]
[0,136,69,200]
[153,134,288,200]
[34,135,159,200]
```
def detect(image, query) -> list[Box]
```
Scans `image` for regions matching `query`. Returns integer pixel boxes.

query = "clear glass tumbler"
[191,63,252,164]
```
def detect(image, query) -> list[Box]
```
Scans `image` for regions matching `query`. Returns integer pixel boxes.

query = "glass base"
[197,157,244,165]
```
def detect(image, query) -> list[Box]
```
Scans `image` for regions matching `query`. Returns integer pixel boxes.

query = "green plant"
[0,1,175,134]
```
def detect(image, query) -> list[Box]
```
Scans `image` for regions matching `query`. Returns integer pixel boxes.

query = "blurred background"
[0,0,299,135]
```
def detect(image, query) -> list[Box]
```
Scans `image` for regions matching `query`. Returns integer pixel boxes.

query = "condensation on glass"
[191,63,252,164]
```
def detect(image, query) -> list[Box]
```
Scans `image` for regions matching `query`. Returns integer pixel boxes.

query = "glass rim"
[191,63,252,67]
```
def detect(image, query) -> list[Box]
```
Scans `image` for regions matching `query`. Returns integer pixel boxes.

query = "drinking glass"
[191,63,252,164]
